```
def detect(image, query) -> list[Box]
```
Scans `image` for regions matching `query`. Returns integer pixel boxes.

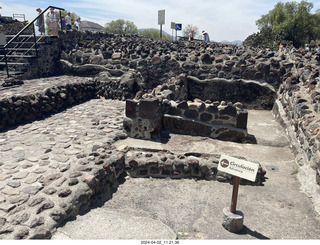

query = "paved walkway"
[0,83,125,239]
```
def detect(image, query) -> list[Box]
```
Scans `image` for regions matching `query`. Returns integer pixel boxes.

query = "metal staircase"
[0,6,64,77]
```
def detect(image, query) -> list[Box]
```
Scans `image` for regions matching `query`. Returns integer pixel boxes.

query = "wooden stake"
[230,176,240,213]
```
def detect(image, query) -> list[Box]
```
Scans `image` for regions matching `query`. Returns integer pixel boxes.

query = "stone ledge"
[124,149,266,185]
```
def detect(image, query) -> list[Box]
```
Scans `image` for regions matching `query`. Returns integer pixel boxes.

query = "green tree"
[182,24,199,39]
[244,1,320,48]
[103,19,138,35]
[138,29,170,40]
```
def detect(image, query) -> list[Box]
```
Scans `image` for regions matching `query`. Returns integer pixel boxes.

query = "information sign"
[218,155,259,182]
[158,10,165,25]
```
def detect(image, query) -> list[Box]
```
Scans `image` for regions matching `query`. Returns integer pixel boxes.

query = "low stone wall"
[125,149,266,185]
[271,48,320,210]
[0,80,97,130]
[187,76,277,110]
[123,97,248,142]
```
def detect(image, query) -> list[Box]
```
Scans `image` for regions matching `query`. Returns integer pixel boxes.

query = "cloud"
[2,0,320,41]
[64,0,266,41]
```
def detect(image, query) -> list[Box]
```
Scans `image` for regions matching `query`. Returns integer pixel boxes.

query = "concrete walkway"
[52,109,320,240]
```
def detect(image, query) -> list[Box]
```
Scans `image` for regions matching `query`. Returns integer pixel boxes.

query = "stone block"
[184,109,199,119]
[222,207,244,233]
[125,99,138,118]
[219,104,237,116]
[236,110,248,129]
[138,98,159,119]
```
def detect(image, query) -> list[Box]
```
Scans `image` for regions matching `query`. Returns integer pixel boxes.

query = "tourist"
[305,44,309,51]
[36,8,45,35]
[189,29,194,41]
[65,12,72,30]
[47,7,58,36]
[75,17,82,31]
[60,16,66,30]
[202,30,210,42]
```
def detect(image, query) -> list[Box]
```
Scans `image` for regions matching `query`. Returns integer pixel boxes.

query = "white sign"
[158,9,165,25]
[218,155,259,182]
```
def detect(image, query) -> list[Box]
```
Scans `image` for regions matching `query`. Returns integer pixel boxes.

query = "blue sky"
[1,0,320,41]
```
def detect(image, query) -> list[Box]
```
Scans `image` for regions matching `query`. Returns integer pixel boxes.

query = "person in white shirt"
[75,17,82,31]
[47,8,57,35]
[202,30,210,42]
[65,12,72,30]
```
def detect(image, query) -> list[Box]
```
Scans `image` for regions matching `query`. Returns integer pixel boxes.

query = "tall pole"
[160,24,162,39]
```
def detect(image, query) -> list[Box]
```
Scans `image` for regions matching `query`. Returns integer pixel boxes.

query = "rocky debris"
[1,77,24,87]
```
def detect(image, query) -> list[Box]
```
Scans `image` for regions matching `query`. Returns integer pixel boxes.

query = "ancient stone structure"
[124,98,248,142]
[1,23,320,239]
[1,29,319,189]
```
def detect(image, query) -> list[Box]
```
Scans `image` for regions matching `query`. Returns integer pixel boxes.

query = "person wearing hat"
[202,30,210,42]
[36,8,45,35]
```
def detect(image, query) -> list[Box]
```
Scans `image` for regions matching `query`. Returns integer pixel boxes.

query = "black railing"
[2,6,65,77]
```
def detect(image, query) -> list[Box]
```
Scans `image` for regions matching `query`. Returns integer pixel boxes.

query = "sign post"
[230,176,240,213]
[158,10,165,39]
[171,22,175,41]
[218,154,259,233]
[175,23,182,41]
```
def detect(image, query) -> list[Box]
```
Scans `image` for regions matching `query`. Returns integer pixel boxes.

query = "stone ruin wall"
[0,22,32,35]
[124,97,248,142]
[1,29,320,195]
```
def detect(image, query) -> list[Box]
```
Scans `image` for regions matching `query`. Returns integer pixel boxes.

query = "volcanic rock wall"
[1,29,320,190]
[0,22,32,35]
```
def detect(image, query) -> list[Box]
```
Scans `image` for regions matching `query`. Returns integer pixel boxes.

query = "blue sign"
[175,23,182,31]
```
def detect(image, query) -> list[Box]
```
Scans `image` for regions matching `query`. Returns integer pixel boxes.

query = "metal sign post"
[158,10,165,39]
[218,154,259,233]
[171,22,175,41]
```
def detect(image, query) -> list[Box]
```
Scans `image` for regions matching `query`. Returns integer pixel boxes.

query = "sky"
[1,0,320,42]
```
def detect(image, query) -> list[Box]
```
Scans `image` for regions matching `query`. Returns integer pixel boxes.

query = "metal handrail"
[3,6,65,77]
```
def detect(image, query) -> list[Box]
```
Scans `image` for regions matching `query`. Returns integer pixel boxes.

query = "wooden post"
[230,176,240,213]
[160,25,162,39]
